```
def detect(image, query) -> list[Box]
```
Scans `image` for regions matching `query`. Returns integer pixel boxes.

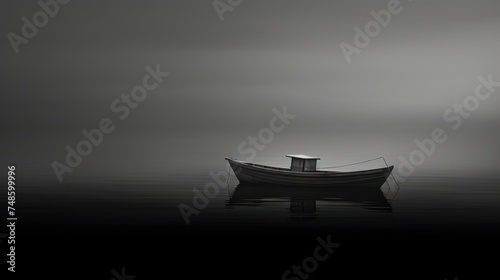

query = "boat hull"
[225,157,394,187]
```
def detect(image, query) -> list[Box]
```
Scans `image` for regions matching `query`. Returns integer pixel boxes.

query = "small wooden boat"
[225,154,394,187]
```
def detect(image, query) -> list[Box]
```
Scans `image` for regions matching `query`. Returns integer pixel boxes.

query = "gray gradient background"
[2,0,500,184]
[1,2,500,279]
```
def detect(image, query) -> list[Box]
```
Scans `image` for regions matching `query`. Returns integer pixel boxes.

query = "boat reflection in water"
[226,179,394,218]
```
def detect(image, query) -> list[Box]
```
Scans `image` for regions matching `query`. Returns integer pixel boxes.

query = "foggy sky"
[2,1,500,183]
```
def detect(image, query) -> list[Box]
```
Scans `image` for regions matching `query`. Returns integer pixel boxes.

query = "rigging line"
[320,156,401,199]
[225,163,232,197]
[382,157,401,189]
[318,157,384,169]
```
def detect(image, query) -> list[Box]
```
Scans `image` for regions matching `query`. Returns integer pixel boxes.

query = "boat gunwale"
[225,157,393,176]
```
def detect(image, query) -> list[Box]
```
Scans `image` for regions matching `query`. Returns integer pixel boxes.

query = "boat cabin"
[286,154,320,172]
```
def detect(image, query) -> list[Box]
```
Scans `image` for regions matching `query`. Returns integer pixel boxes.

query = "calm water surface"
[8,152,500,279]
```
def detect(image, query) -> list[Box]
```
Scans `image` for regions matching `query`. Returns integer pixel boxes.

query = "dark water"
[3,154,500,280]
